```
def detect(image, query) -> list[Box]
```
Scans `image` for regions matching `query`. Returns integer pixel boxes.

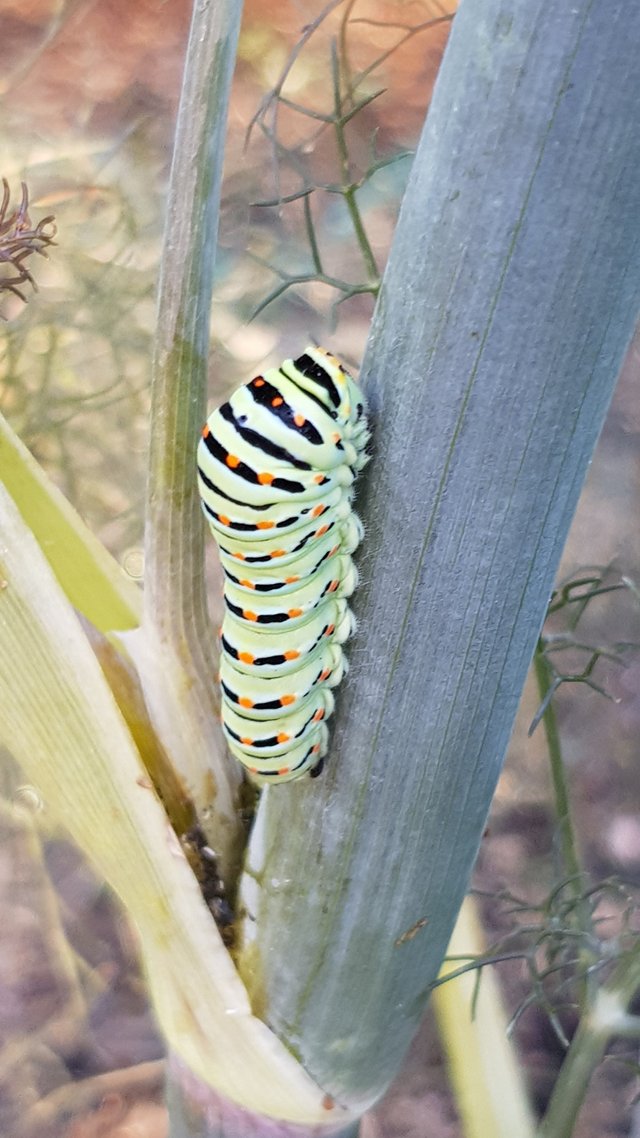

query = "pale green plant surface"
[0,481,352,1127]
[434,899,536,1138]
[0,411,141,631]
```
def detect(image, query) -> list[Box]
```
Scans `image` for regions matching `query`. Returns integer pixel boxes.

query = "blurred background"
[0,2,639,1135]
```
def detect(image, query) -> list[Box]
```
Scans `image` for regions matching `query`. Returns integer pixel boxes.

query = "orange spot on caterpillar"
[284,650,300,660]
[253,377,265,387]
[319,669,331,681]
[278,765,290,776]
[313,709,325,722]
[226,454,240,468]
[277,732,290,744]
[272,396,284,407]
[258,472,274,485]
[312,504,326,518]
[328,580,339,592]
[331,432,340,443]
[285,575,300,584]
[294,413,305,427]
[313,473,325,484]
[219,514,231,527]
[280,695,295,706]
[325,624,335,637]
[312,743,321,754]
[239,579,255,589]
[239,697,254,708]
[233,552,245,560]
[202,424,210,438]
[241,736,253,745]
[270,549,286,558]
[315,524,329,537]
[243,610,258,621]
[257,520,275,530]
[322,1094,335,1111]
[329,545,339,556]
[288,607,303,618]
[239,651,255,664]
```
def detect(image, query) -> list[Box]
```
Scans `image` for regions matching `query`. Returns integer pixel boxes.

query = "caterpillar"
[196,345,369,785]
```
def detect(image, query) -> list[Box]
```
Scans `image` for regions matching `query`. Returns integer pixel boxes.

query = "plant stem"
[238,0,640,1105]
[166,1057,360,1138]
[533,646,586,899]
[140,0,245,877]
[145,0,243,640]
[537,948,640,1138]
[533,643,597,1009]
[303,193,323,274]
[330,44,379,285]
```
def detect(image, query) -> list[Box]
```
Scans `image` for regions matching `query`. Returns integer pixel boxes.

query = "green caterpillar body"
[197,346,369,785]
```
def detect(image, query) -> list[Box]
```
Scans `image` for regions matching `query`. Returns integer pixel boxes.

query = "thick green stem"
[238,0,640,1111]
[537,949,640,1138]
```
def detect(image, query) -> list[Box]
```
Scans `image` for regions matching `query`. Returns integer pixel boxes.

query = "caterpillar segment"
[219,644,346,719]
[197,345,369,785]
[221,600,355,676]
[223,558,357,627]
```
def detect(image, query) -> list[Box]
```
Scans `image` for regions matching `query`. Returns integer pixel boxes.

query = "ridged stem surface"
[140,0,245,877]
[237,0,640,1112]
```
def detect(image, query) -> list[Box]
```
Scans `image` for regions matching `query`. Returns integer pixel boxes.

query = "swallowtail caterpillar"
[197,346,369,784]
